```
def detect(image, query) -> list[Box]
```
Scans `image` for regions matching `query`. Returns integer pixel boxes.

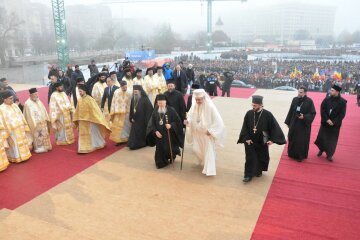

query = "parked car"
[231,80,256,88]
[273,86,298,91]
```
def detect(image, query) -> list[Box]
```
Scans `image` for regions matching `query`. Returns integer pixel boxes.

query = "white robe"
[186,96,225,176]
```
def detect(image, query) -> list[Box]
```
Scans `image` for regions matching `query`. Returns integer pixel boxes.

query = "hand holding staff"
[165,115,174,168]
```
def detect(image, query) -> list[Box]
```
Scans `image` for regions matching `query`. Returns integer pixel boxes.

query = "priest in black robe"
[128,85,153,150]
[146,94,184,169]
[285,86,316,162]
[237,95,286,183]
[315,84,347,161]
[155,80,186,124]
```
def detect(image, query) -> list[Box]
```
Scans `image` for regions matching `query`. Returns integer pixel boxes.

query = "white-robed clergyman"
[23,88,52,153]
[185,89,225,176]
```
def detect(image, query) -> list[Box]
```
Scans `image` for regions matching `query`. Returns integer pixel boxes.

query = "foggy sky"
[33,0,360,36]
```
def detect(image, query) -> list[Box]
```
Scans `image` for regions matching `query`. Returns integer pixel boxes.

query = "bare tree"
[150,24,177,54]
[0,7,23,66]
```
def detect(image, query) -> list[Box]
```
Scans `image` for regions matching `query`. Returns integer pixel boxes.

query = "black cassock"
[128,95,154,150]
[164,90,186,123]
[186,94,193,112]
[146,106,184,169]
[285,96,316,160]
[314,95,347,157]
[238,109,286,177]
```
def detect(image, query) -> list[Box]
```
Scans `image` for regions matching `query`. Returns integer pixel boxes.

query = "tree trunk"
[0,46,6,67]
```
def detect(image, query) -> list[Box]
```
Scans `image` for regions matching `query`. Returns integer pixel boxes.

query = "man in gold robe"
[49,82,75,145]
[0,91,32,163]
[122,68,134,91]
[110,81,132,145]
[0,112,10,172]
[154,66,167,95]
[143,68,153,96]
[91,72,107,108]
[73,85,111,153]
[133,69,144,86]
[145,67,162,104]
[23,88,52,153]
[110,71,120,87]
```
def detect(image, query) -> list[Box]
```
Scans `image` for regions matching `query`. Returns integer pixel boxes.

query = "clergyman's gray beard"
[134,95,141,102]
[158,107,167,114]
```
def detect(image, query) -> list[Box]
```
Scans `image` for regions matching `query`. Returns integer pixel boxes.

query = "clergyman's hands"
[155,131,162,139]
[246,140,253,145]
[327,119,334,126]
[183,120,188,125]
[267,141,273,146]
[297,113,304,120]
[165,124,171,130]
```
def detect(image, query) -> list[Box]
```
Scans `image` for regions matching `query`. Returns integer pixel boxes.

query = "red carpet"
[0,87,124,210]
[251,92,360,239]
[227,87,257,99]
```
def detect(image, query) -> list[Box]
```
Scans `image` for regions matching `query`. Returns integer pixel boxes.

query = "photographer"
[221,70,234,97]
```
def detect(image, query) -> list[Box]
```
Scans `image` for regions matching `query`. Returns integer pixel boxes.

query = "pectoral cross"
[253,127,257,134]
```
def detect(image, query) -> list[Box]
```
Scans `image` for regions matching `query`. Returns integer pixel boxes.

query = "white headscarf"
[187,89,225,146]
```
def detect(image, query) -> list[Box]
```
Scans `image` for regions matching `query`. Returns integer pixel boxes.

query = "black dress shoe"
[327,155,333,161]
[317,150,323,157]
[256,173,262,177]
[243,177,252,182]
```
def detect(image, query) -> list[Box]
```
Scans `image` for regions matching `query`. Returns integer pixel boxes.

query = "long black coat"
[128,95,154,150]
[172,70,188,94]
[285,96,316,160]
[315,95,347,157]
[146,106,184,168]
[238,109,286,177]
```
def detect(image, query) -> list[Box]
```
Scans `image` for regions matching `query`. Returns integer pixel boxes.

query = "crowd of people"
[0,62,227,177]
[0,56,354,182]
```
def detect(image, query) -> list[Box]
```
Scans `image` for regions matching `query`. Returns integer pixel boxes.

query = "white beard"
[158,107,167,114]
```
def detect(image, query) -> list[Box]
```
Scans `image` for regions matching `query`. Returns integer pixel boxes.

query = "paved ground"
[0,87,296,240]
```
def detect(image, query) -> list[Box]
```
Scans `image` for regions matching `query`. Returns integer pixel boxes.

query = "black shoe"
[327,155,333,161]
[243,177,252,182]
[317,151,323,157]
[256,173,262,177]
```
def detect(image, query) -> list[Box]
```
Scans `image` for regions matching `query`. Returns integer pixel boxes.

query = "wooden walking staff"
[165,114,174,168]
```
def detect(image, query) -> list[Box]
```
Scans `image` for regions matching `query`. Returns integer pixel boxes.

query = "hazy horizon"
[30,0,360,37]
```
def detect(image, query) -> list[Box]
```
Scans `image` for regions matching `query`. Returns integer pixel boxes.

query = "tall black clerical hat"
[1,90,12,99]
[252,95,263,104]
[78,84,87,91]
[191,83,200,89]
[332,84,342,92]
[166,79,175,85]
[54,82,63,88]
[76,77,85,83]
[156,94,167,101]
[29,88,37,94]
[133,85,142,91]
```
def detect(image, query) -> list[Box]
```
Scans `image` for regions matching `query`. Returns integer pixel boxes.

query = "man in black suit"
[172,64,188,95]
[101,76,119,113]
